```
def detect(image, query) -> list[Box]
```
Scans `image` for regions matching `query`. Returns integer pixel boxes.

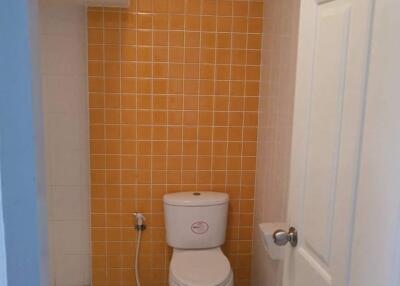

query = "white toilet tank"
[163,191,229,249]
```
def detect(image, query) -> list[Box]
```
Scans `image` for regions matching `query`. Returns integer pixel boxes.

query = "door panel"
[304,2,351,264]
[284,0,373,285]
[295,249,331,286]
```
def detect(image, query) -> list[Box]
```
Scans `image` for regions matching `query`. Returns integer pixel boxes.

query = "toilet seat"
[169,248,233,286]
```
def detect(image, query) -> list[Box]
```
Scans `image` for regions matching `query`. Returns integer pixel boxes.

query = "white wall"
[251,1,300,285]
[39,1,90,285]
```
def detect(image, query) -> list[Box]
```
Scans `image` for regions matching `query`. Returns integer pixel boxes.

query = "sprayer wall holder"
[135,224,146,231]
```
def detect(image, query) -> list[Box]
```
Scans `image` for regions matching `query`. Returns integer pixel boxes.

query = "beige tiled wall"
[251,0,300,285]
[40,0,91,285]
[88,1,263,285]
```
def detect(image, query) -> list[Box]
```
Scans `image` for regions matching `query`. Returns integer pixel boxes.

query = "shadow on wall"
[251,0,301,285]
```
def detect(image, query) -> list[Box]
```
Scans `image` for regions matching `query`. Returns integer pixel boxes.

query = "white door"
[283,0,374,285]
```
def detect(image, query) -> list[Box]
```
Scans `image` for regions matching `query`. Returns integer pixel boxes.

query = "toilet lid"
[170,248,232,286]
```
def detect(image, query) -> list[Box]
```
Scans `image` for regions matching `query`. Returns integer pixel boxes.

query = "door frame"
[0,140,8,285]
[0,0,48,285]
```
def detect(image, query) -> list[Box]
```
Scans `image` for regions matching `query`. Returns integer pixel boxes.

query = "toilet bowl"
[163,191,233,286]
[169,248,233,286]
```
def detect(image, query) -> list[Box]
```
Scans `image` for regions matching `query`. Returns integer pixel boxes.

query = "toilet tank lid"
[163,191,229,206]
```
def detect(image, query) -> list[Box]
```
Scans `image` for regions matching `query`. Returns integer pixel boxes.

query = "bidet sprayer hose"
[135,228,142,286]
[133,213,146,286]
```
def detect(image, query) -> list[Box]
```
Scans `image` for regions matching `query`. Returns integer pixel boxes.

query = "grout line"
[224,1,235,195]
[148,0,154,250]
[181,1,187,192]
[133,3,139,277]
[209,0,218,192]
[163,7,170,264]
[117,9,123,278]
[101,6,108,282]
[195,0,204,191]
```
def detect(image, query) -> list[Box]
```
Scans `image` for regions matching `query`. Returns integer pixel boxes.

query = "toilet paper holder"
[258,222,288,260]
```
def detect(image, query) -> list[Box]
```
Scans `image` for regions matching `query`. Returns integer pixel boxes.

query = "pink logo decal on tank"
[191,221,209,234]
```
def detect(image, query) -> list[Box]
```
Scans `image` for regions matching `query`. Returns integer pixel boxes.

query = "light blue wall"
[0,147,8,285]
[0,0,48,285]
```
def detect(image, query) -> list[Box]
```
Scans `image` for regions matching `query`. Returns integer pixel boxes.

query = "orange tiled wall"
[88,1,263,285]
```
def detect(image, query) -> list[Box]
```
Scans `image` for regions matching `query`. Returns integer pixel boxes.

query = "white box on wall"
[86,0,130,8]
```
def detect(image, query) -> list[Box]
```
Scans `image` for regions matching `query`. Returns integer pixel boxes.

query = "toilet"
[163,191,233,286]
